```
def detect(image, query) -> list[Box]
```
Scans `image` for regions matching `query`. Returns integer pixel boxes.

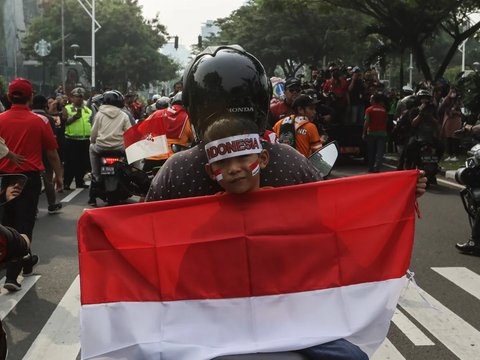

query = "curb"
[384,156,456,181]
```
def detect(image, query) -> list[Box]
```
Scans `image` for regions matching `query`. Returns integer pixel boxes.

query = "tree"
[323,0,480,81]
[213,0,375,77]
[22,0,178,90]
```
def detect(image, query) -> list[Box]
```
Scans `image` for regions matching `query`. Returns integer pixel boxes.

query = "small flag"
[123,118,169,164]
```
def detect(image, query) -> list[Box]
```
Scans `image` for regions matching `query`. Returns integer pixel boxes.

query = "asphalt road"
[1,158,479,360]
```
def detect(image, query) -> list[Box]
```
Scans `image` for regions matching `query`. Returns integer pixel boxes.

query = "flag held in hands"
[78,171,418,360]
[123,117,169,164]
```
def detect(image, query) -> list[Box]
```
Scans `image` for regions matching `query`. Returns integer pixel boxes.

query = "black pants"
[446,137,460,157]
[64,138,90,188]
[1,172,41,281]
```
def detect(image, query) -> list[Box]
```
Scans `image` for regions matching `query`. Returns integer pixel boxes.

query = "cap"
[71,87,85,97]
[285,77,301,89]
[292,94,318,109]
[352,66,361,73]
[8,78,33,99]
[402,85,414,93]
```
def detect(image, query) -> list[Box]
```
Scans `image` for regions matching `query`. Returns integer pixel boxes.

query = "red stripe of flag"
[123,115,166,148]
[78,171,417,305]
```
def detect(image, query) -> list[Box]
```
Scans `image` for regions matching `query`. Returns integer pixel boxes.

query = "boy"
[204,116,269,194]
[202,115,368,360]
[273,94,323,158]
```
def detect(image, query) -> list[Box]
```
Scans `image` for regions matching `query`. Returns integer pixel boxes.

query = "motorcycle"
[455,142,480,228]
[418,138,440,185]
[115,143,193,198]
[405,137,440,186]
[89,150,133,206]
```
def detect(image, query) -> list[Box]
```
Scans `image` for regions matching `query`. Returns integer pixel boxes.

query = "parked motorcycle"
[405,137,440,186]
[89,150,132,206]
[455,143,480,227]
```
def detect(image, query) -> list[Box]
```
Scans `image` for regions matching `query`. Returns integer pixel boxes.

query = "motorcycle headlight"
[456,167,473,185]
[468,144,480,157]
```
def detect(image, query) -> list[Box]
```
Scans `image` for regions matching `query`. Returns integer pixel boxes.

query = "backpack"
[278,116,296,148]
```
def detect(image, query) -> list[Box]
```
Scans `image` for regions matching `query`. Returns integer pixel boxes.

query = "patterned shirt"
[146,142,322,201]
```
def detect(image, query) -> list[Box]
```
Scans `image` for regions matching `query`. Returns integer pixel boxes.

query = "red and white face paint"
[205,134,263,182]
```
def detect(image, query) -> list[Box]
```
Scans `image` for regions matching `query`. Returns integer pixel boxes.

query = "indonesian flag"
[78,171,418,360]
[123,118,169,164]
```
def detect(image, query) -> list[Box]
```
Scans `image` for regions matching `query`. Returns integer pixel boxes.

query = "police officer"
[62,87,92,190]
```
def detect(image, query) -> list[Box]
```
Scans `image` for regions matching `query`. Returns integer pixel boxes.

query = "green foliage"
[212,0,376,77]
[0,75,6,94]
[22,0,178,89]
[323,0,480,81]
[456,70,480,121]
[443,65,463,83]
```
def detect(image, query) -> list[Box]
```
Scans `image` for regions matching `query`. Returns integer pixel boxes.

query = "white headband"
[205,133,262,164]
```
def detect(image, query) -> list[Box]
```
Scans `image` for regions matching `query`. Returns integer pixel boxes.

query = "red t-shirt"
[323,78,348,99]
[270,101,293,122]
[365,104,387,134]
[0,105,58,173]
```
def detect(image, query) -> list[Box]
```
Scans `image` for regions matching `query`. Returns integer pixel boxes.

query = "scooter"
[418,139,440,185]
[405,137,440,186]
[89,150,132,206]
[455,142,480,227]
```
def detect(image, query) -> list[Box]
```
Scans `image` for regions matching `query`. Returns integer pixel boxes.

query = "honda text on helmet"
[182,45,272,140]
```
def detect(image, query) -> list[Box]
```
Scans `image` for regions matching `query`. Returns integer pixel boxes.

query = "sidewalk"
[384,153,461,181]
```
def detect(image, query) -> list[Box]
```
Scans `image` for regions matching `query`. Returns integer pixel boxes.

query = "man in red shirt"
[269,77,302,127]
[322,66,350,123]
[0,78,63,291]
[362,93,388,173]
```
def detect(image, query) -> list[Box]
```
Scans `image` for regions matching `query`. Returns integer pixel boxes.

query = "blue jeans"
[366,135,387,171]
[298,339,368,360]
[351,105,365,125]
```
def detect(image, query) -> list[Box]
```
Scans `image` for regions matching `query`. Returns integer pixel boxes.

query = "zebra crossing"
[1,267,480,359]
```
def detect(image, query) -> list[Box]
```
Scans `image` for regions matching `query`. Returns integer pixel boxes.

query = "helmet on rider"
[91,93,104,107]
[415,89,432,105]
[170,91,183,106]
[103,90,125,108]
[182,45,272,140]
[155,96,170,110]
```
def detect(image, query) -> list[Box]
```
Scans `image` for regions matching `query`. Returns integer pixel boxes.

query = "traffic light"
[198,35,203,48]
[174,36,179,50]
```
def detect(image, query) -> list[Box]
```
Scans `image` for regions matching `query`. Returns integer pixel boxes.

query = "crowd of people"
[0,45,431,359]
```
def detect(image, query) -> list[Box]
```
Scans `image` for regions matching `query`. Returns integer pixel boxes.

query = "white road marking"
[432,267,480,301]
[391,308,435,346]
[399,282,480,359]
[61,189,84,203]
[371,338,406,360]
[0,276,41,319]
[22,276,80,360]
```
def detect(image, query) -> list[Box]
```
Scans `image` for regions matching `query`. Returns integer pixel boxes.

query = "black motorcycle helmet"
[182,45,272,140]
[103,90,125,108]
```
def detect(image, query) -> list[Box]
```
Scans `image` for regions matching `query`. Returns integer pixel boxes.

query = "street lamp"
[71,44,93,88]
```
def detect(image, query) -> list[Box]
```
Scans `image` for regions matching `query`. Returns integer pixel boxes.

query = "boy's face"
[206,151,269,194]
[299,105,316,121]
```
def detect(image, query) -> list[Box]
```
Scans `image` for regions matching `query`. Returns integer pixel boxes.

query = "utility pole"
[75,0,101,91]
[62,0,65,91]
[91,0,95,90]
